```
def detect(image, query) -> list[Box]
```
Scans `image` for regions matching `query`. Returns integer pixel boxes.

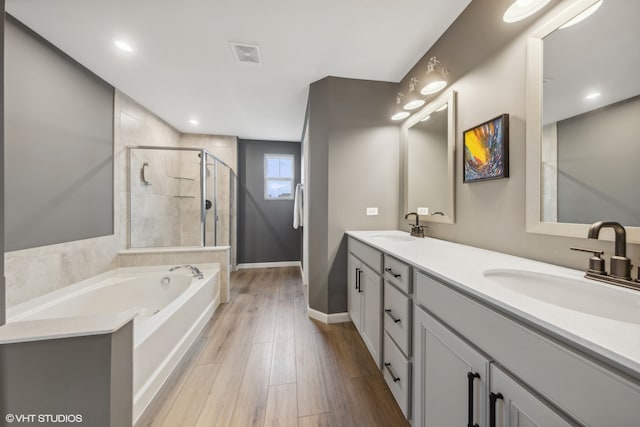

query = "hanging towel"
[293,183,304,229]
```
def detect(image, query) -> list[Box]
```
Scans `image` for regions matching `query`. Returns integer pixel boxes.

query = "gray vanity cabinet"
[490,365,573,427]
[413,305,489,427]
[382,254,413,418]
[347,240,383,367]
[414,269,640,426]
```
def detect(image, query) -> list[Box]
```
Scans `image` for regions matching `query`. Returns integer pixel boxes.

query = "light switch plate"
[417,207,429,215]
[366,207,379,216]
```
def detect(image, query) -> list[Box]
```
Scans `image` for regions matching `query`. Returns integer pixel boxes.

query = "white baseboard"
[307,307,351,324]
[237,261,301,269]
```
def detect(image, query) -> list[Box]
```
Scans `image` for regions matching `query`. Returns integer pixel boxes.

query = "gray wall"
[0,322,133,427]
[307,77,400,314]
[4,16,114,252]
[1,3,5,326]
[557,96,640,226]
[237,139,301,264]
[399,0,640,271]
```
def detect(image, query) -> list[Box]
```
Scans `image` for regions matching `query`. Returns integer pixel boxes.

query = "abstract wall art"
[463,114,509,183]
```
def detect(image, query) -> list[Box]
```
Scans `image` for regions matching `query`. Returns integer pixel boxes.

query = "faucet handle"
[570,247,605,275]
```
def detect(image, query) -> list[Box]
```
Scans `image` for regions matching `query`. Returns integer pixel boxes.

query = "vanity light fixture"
[114,39,134,52]
[503,0,551,23]
[420,115,431,122]
[391,92,411,121]
[403,78,426,110]
[559,0,603,29]
[420,57,449,95]
[585,92,601,100]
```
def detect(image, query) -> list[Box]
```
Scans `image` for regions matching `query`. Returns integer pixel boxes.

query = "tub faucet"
[169,265,204,279]
[404,212,425,238]
[587,221,631,280]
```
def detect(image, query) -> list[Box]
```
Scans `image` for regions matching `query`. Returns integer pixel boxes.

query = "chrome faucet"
[169,264,204,279]
[587,221,631,280]
[404,212,425,238]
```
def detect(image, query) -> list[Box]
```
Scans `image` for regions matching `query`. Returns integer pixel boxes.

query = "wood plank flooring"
[135,267,410,427]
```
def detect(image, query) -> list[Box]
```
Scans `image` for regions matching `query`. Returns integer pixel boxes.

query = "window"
[264,154,295,200]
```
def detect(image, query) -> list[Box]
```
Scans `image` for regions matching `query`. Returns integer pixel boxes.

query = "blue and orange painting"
[463,114,509,182]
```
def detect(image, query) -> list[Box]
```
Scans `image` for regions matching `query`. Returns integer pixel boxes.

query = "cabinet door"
[413,306,489,427]
[347,254,362,331]
[360,263,382,367]
[490,365,574,427]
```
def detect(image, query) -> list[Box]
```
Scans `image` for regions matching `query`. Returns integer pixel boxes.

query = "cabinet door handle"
[384,362,401,382]
[357,269,363,293]
[384,267,401,278]
[467,372,480,427]
[354,268,360,290]
[384,309,401,323]
[489,392,504,427]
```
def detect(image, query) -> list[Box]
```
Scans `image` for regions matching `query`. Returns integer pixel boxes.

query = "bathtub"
[6,263,220,423]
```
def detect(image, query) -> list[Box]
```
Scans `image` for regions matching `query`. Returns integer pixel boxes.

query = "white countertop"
[347,230,640,379]
[0,310,137,344]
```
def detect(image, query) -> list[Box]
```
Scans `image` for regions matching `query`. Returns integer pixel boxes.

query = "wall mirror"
[402,90,456,224]
[526,0,640,242]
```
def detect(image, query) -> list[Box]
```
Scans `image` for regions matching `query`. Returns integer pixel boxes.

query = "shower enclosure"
[128,146,236,249]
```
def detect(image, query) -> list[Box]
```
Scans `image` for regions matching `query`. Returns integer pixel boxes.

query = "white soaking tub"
[6,263,221,423]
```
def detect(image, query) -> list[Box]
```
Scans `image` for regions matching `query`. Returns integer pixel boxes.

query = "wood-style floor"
[135,267,410,427]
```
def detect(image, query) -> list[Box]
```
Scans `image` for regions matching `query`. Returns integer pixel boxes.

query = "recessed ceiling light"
[189,119,199,125]
[391,111,411,121]
[435,103,448,112]
[559,0,603,29]
[420,115,431,122]
[114,39,134,52]
[503,0,551,23]
[585,92,601,100]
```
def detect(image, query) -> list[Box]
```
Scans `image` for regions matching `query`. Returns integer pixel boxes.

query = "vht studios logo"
[5,413,83,424]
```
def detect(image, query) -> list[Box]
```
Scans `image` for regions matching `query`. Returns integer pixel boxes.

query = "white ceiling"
[6,0,471,141]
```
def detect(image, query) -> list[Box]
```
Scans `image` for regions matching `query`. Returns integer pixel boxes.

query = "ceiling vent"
[230,42,262,65]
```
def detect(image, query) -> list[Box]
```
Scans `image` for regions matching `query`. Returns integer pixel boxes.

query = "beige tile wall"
[4,91,237,308]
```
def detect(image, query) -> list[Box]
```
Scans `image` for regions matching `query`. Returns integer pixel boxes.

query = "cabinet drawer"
[384,281,411,356]
[383,332,411,419]
[349,238,382,274]
[384,254,411,294]
[414,270,640,426]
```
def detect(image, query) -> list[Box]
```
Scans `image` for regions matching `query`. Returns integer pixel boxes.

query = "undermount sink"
[483,269,640,324]
[368,234,415,242]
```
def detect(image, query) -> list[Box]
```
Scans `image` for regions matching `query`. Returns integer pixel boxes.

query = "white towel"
[293,183,304,229]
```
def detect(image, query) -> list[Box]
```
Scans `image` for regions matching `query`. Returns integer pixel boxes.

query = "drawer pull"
[384,267,401,278]
[384,309,401,323]
[489,392,504,427]
[384,362,401,382]
[467,372,480,427]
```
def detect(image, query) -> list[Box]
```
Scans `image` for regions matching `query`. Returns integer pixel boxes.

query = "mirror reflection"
[405,91,455,223]
[541,0,640,226]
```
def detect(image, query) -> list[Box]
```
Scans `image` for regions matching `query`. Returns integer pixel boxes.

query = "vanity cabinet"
[347,241,383,367]
[382,254,413,418]
[490,365,573,427]
[414,269,640,426]
[413,305,489,427]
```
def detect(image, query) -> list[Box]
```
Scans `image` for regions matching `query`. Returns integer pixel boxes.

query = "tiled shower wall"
[4,91,237,307]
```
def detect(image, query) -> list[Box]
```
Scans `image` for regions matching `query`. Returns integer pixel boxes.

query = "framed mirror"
[402,90,456,224]
[526,0,640,241]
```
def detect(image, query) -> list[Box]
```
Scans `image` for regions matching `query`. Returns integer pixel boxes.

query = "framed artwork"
[463,114,509,183]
